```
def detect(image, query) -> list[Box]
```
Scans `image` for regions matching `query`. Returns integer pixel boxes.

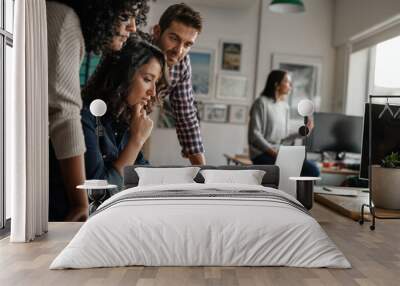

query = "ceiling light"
[269,0,305,13]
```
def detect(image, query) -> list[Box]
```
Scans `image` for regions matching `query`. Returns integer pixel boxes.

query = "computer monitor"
[309,112,363,155]
[359,103,400,179]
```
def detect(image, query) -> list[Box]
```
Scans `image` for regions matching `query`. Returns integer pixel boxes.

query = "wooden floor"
[1,203,400,286]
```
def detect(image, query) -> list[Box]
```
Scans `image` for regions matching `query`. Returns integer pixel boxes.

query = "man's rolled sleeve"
[169,57,204,156]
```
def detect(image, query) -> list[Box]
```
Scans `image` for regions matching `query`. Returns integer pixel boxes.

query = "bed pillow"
[200,169,266,185]
[135,167,201,186]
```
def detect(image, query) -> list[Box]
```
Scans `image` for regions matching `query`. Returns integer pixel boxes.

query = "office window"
[5,0,12,33]
[370,35,400,95]
[1,0,14,230]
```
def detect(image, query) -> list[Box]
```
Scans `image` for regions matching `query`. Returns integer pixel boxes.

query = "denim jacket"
[81,102,148,187]
[48,102,148,221]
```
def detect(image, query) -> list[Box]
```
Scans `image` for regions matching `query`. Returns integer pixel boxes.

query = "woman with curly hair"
[47,0,150,221]
[80,39,168,191]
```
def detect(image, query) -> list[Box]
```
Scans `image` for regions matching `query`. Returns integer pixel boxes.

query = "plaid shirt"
[158,55,205,156]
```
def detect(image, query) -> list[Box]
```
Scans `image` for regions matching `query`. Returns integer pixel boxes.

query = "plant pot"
[371,165,400,210]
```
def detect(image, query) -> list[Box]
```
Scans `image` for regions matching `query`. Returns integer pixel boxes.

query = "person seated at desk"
[81,39,168,190]
[247,69,320,177]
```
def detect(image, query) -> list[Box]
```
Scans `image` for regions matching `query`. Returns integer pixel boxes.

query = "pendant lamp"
[269,0,305,13]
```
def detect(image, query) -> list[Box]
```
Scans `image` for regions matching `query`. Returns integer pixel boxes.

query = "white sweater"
[248,96,291,159]
[47,2,86,159]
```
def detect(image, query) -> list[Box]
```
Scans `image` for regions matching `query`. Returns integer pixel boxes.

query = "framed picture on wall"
[194,100,205,121]
[272,53,322,120]
[188,48,215,99]
[228,105,248,124]
[203,103,228,123]
[221,41,242,72]
[216,74,248,101]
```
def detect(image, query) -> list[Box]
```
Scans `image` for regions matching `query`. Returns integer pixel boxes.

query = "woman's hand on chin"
[129,104,153,146]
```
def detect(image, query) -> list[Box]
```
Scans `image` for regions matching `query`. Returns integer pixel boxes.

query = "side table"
[77,183,117,214]
[289,177,321,210]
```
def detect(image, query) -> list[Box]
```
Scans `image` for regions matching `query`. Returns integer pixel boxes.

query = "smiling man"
[153,3,206,165]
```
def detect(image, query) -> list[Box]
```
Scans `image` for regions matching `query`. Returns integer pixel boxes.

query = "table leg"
[87,189,107,214]
[296,180,314,210]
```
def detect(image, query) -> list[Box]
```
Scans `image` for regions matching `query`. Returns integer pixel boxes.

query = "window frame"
[368,39,400,96]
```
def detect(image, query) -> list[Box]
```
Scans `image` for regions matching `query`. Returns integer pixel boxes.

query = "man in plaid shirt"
[153,3,206,165]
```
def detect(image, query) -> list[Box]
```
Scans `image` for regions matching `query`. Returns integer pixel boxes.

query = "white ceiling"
[182,0,259,9]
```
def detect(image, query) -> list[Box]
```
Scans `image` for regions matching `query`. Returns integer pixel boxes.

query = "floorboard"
[1,203,399,286]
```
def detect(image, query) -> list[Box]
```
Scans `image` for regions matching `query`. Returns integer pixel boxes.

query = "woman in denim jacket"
[81,39,168,189]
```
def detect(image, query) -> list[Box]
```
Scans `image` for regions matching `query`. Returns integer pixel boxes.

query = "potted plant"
[371,152,400,210]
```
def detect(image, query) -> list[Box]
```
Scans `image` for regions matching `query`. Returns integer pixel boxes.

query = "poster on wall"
[203,103,228,123]
[272,53,322,120]
[221,41,242,72]
[228,105,248,124]
[216,74,248,101]
[188,48,215,99]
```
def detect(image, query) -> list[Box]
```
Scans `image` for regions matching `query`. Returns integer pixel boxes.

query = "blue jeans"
[252,153,320,177]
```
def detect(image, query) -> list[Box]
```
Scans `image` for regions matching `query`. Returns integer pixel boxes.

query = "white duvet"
[50,183,351,269]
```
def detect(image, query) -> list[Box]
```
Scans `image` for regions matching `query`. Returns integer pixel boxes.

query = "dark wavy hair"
[159,3,202,33]
[48,0,151,54]
[82,37,169,124]
[260,70,288,102]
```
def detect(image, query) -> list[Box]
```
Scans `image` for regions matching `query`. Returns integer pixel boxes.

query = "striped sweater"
[47,2,86,159]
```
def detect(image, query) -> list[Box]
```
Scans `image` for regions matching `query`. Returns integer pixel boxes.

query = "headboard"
[123,165,280,189]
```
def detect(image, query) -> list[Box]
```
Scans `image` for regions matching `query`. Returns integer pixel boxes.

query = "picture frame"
[220,41,242,72]
[194,100,205,122]
[228,105,248,124]
[272,53,322,120]
[216,74,248,101]
[188,48,215,99]
[203,103,228,123]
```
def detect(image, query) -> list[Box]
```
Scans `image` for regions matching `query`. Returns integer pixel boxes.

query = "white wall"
[334,0,400,46]
[254,0,337,132]
[145,0,336,165]
[145,0,260,165]
[256,0,336,112]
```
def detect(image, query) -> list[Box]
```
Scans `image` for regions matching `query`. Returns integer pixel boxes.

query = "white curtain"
[8,0,48,242]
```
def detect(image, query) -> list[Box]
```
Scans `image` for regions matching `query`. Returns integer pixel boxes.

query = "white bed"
[50,183,351,269]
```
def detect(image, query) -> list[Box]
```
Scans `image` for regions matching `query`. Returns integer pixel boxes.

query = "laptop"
[275,146,305,197]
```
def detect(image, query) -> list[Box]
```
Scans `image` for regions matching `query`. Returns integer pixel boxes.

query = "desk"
[224,153,252,165]
[319,165,359,186]
[314,186,370,221]
[321,167,359,176]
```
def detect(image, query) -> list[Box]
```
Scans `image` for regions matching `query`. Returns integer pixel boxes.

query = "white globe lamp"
[297,99,314,117]
[84,99,109,213]
[90,99,107,117]
[297,99,315,160]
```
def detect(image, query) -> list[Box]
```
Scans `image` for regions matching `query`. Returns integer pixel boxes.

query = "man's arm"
[48,9,88,221]
[169,56,206,165]
[188,153,206,165]
[59,156,88,222]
